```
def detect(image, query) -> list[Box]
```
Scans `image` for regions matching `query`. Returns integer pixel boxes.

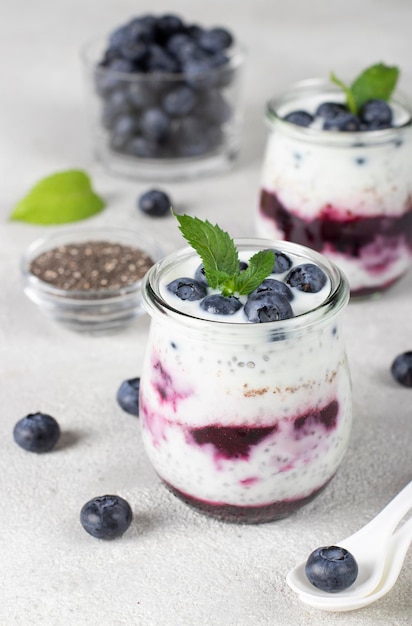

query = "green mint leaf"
[173,211,275,296]
[233,249,275,295]
[10,170,105,224]
[350,63,399,112]
[173,211,239,291]
[330,63,400,114]
[330,72,357,114]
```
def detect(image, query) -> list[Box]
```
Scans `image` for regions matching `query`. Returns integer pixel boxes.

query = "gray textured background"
[1,1,411,624]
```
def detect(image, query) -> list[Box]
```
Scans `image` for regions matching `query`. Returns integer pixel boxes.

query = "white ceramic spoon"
[286,480,412,603]
[297,514,412,611]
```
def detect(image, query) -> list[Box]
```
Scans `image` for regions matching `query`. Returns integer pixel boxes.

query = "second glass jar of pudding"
[139,239,352,524]
[257,79,412,296]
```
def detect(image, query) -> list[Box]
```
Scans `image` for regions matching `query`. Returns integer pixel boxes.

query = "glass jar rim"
[80,35,247,83]
[265,78,412,146]
[141,238,350,341]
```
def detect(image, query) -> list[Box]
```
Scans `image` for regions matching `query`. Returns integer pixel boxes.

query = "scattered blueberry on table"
[305,545,359,592]
[13,412,60,453]
[116,377,141,416]
[80,495,133,539]
[391,351,412,387]
[138,189,171,217]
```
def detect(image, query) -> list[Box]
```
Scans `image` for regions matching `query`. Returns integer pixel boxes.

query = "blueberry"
[13,412,60,453]
[80,495,133,540]
[271,250,293,274]
[107,58,135,74]
[286,263,327,293]
[167,277,207,301]
[183,58,218,90]
[127,18,154,44]
[103,89,133,125]
[146,44,179,73]
[391,351,412,387]
[194,264,208,285]
[185,23,203,40]
[166,33,192,57]
[112,113,139,138]
[156,14,185,41]
[283,110,313,127]
[251,278,294,301]
[116,377,140,416]
[130,14,157,37]
[315,102,347,120]
[244,292,294,323]
[172,116,210,157]
[128,83,159,110]
[360,99,393,129]
[305,546,358,593]
[162,85,197,117]
[200,294,242,315]
[138,189,171,217]
[140,107,170,142]
[323,113,361,131]
[110,114,139,150]
[108,25,133,50]
[127,136,161,158]
[195,89,231,124]
[120,40,148,64]
[172,39,204,64]
[197,27,234,53]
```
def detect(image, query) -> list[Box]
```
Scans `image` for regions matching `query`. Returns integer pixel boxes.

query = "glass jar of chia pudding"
[257,79,412,297]
[139,239,352,524]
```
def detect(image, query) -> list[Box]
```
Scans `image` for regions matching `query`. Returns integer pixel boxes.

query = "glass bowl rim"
[21,225,164,302]
[265,77,412,145]
[141,237,350,339]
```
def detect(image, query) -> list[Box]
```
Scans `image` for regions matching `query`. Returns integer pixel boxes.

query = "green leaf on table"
[172,210,274,296]
[10,170,105,224]
[331,63,399,115]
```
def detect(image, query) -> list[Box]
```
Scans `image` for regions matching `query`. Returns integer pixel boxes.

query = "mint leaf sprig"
[330,62,399,115]
[173,211,275,297]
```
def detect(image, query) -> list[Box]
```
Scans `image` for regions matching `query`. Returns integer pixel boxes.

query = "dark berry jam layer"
[259,188,412,294]
[187,400,338,463]
[164,479,333,524]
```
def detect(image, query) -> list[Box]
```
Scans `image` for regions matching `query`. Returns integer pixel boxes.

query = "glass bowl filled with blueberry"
[257,64,412,297]
[81,13,246,181]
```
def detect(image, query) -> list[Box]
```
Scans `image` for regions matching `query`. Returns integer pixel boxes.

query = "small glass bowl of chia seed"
[21,227,163,332]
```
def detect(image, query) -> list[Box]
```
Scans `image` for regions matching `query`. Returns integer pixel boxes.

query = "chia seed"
[29,240,154,293]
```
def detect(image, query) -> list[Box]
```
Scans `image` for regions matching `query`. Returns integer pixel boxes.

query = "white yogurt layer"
[139,243,352,511]
[260,118,412,220]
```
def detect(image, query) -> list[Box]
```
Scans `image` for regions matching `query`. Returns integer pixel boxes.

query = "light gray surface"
[1,1,411,624]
